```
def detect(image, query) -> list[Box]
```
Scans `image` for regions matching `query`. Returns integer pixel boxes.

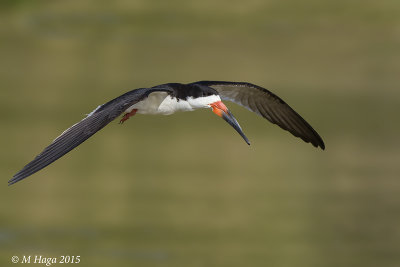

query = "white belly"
[125,92,221,115]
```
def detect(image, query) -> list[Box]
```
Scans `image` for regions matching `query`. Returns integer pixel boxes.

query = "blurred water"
[1,1,400,266]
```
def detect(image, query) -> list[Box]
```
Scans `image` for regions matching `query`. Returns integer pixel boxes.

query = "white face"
[186,95,221,109]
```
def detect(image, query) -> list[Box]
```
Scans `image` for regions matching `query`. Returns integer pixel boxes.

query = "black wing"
[9,87,172,185]
[192,81,325,149]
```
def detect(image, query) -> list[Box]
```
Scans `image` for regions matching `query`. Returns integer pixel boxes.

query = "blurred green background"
[1,0,399,266]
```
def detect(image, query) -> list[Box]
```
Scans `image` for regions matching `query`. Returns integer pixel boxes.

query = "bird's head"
[185,84,250,145]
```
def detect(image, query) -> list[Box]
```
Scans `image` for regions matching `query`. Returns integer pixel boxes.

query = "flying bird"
[9,81,324,185]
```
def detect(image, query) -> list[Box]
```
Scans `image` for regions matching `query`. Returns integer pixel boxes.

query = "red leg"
[119,109,137,124]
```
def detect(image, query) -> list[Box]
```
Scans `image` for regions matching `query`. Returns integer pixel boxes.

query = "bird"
[9,81,325,185]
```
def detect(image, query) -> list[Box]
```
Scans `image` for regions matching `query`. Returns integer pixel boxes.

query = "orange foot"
[119,109,138,124]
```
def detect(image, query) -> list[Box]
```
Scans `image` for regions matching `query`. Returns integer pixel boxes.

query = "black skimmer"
[9,81,324,185]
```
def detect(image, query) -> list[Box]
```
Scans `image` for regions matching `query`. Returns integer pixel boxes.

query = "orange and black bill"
[210,101,250,145]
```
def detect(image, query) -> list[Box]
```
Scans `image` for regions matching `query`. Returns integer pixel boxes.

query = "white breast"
[157,96,193,114]
[126,92,221,115]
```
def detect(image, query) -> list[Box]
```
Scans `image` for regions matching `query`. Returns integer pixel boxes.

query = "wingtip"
[8,172,27,186]
[316,140,325,150]
[8,176,20,186]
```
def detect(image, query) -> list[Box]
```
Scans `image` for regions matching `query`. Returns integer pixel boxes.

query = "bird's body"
[10,81,325,185]
[127,92,221,115]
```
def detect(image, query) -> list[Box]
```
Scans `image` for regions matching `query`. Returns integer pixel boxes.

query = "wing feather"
[9,87,172,185]
[192,81,325,149]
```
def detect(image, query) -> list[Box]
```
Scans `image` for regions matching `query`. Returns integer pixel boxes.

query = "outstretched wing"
[192,81,325,149]
[9,87,172,185]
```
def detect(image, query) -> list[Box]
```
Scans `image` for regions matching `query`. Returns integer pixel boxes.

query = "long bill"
[209,101,250,145]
